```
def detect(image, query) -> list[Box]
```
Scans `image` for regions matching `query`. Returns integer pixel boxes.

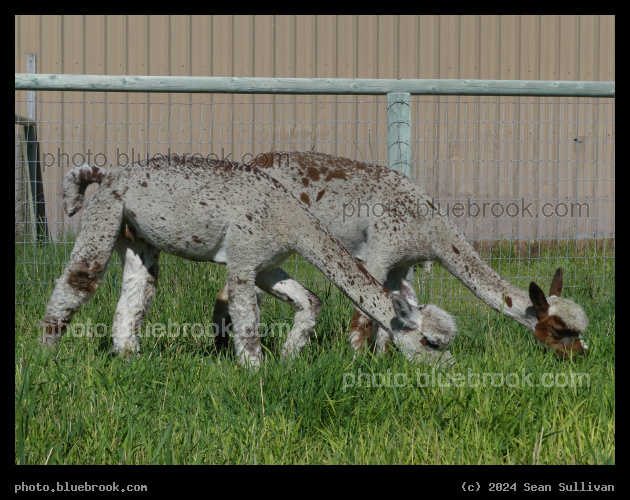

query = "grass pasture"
[15,239,614,465]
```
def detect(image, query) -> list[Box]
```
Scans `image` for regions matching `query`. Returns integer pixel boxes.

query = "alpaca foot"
[109,337,141,360]
[38,321,68,350]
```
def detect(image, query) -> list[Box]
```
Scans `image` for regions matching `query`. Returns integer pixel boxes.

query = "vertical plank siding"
[15,15,614,241]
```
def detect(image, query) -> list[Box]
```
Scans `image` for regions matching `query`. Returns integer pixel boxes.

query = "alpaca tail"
[62,164,110,216]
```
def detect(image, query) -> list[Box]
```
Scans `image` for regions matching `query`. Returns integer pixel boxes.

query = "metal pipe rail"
[15,74,615,97]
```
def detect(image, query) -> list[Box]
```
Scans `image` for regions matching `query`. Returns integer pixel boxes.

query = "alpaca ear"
[529,282,550,316]
[549,268,563,297]
[397,279,419,306]
[392,291,421,329]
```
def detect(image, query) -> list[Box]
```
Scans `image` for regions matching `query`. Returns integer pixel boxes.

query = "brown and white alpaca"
[40,156,457,367]
[212,152,588,359]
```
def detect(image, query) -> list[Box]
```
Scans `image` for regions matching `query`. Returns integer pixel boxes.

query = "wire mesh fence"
[15,94,615,312]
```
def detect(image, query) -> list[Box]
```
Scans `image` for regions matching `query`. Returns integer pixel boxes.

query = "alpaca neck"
[435,221,538,332]
[293,213,397,332]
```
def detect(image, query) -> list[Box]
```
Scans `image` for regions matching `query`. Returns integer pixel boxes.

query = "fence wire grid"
[15,95,615,312]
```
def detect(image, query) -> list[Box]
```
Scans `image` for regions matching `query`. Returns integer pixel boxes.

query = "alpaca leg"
[226,270,263,368]
[373,267,416,353]
[345,264,392,353]
[256,267,322,360]
[41,189,123,348]
[211,285,231,351]
[348,309,375,352]
[110,235,160,357]
[212,283,263,352]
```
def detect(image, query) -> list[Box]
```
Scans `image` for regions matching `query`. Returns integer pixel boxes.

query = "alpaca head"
[391,280,458,366]
[528,268,589,359]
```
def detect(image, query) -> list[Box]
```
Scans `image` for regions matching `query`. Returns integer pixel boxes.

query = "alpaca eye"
[424,338,440,350]
[553,328,574,338]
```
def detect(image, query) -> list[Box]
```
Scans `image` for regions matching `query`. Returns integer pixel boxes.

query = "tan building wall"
[15,15,615,80]
[15,15,615,240]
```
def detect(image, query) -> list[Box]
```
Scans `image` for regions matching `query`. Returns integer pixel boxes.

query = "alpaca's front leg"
[226,271,262,368]
[111,236,160,358]
[346,263,391,353]
[366,266,417,354]
[211,283,263,352]
[348,309,375,352]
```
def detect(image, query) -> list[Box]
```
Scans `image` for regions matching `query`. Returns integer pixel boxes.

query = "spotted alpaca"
[213,152,588,359]
[41,156,457,367]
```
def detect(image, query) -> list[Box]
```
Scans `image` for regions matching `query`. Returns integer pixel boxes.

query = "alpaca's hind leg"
[41,189,123,348]
[110,233,160,357]
[255,267,322,360]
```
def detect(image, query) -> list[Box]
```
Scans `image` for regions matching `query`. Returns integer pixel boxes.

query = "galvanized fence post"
[386,92,418,282]
[387,92,412,177]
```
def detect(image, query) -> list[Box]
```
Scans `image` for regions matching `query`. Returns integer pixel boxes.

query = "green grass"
[15,240,615,464]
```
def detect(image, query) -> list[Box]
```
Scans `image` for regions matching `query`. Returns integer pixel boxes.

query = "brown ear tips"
[550,268,564,297]
[529,281,549,313]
